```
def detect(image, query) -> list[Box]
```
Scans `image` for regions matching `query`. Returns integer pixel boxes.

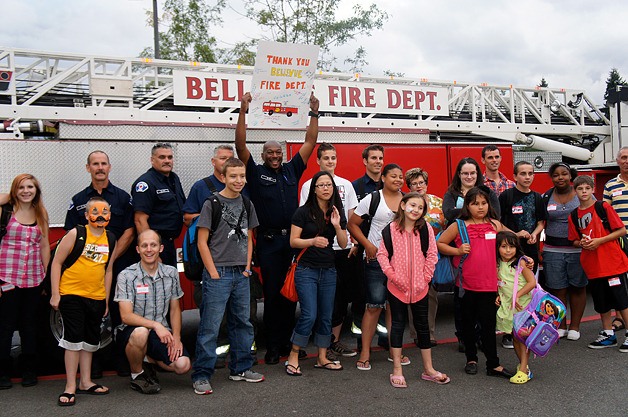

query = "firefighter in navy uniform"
[132,143,186,268]
[235,92,320,365]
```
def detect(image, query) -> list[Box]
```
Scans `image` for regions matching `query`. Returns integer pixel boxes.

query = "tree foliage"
[532,77,548,97]
[141,0,226,63]
[604,68,627,105]
[243,0,388,70]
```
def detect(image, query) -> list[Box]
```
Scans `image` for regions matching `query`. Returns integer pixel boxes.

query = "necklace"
[553,187,574,210]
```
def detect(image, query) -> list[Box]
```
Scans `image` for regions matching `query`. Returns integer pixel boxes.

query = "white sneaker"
[567,330,581,341]
[557,329,568,338]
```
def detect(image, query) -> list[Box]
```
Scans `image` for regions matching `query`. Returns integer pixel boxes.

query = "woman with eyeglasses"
[285,171,348,376]
[405,168,445,347]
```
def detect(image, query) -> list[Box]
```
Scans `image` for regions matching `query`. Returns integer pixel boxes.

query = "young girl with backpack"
[437,186,515,379]
[377,192,449,388]
[494,231,536,384]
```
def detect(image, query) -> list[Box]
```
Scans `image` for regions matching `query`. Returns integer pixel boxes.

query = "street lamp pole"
[153,0,160,59]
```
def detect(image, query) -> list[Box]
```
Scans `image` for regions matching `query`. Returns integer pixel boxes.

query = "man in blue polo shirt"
[235,91,320,365]
[132,143,186,268]
[64,150,136,377]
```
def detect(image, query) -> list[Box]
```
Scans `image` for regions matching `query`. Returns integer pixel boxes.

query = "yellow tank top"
[59,227,109,300]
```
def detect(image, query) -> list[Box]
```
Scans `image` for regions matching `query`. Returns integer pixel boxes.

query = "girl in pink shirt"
[437,186,515,379]
[377,192,449,388]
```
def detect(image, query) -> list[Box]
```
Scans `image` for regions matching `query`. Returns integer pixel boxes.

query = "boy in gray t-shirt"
[191,158,264,395]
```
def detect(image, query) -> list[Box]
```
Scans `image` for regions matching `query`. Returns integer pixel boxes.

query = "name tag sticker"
[136,284,149,294]
[547,204,557,211]
[608,277,621,287]
[485,232,496,240]
[1,283,15,292]
[612,191,623,197]
[95,245,109,254]
[512,206,523,214]
[429,213,440,219]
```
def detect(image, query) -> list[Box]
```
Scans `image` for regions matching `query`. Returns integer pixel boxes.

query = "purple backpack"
[512,268,566,357]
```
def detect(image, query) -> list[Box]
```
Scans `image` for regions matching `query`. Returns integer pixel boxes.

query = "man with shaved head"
[235,91,320,364]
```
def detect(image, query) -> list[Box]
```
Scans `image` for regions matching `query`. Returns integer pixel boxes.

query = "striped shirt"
[603,175,628,229]
[114,262,183,331]
[0,216,45,288]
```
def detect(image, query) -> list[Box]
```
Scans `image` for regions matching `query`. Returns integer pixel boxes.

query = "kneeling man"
[114,229,191,394]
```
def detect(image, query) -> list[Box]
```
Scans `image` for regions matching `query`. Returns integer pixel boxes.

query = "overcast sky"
[2,0,626,104]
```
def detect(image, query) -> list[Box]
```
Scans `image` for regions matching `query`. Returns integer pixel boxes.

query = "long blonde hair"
[9,173,49,231]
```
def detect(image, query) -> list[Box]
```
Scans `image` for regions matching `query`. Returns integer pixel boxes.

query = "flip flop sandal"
[356,360,371,371]
[76,384,109,395]
[612,318,625,331]
[509,370,530,384]
[57,393,76,407]
[284,362,302,376]
[314,362,343,371]
[387,355,411,365]
[421,372,451,385]
[389,374,407,388]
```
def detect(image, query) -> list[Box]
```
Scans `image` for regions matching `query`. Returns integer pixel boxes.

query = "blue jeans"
[291,266,337,348]
[364,259,388,308]
[192,266,254,381]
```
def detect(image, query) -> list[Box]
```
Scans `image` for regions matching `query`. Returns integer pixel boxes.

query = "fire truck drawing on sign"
[262,101,299,117]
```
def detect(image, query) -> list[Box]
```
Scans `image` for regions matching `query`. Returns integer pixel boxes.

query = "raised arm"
[298,93,320,163]
[235,92,252,164]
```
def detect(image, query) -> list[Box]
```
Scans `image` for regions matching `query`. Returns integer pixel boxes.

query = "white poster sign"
[248,41,320,129]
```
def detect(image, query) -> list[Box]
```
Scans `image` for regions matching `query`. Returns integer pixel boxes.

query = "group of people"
[1,91,628,404]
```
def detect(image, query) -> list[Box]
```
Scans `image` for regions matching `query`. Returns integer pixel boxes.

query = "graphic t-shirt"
[567,202,628,279]
[197,194,259,266]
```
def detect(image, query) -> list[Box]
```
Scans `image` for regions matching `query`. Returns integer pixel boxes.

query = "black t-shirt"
[291,205,347,268]
[499,187,546,259]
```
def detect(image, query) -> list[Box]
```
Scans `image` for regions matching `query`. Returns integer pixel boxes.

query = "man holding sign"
[236,91,320,365]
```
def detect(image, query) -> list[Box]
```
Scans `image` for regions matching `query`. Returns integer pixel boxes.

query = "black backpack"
[569,201,628,258]
[0,203,13,244]
[43,225,116,293]
[182,195,252,282]
[380,222,429,261]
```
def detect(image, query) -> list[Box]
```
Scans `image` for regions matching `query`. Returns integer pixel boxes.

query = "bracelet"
[244,269,253,275]
[309,110,320,118]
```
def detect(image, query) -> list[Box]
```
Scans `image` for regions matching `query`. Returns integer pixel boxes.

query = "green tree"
[141,0,226,63]
[217,40,258,66]
[532,77,548,97]
[604,68,627,106]
[243,0,388,71]
[343,47,368,74]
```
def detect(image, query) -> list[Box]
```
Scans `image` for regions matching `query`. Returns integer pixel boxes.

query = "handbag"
[280,247,308,302]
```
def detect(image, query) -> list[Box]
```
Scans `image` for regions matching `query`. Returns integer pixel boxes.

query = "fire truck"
[262,101,299,117]
[0,47,626,371]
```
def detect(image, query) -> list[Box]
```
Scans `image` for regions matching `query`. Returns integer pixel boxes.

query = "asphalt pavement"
[2,293,627,416]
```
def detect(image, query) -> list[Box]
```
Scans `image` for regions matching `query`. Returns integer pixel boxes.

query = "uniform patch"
[135,181,149,193]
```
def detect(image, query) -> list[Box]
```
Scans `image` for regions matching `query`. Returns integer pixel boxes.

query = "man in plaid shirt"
[482,145,515,196]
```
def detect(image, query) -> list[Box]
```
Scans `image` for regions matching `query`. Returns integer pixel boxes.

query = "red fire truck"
[262,101,299,117]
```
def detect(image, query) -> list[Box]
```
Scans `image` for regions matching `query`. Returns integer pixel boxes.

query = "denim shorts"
[542,250,588,289]
[364,259,387,308]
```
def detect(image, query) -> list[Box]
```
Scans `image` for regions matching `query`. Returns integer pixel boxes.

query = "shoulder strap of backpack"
[368,190,381,219]
[419,224,429,258]
[241,195,252,224]
[455,219,469,292]
[209,195,223,234]
[382,223,393,260]
[104,230,117,269]
[594,200,612,232]
[570,208,583,238]
[203,176,218,194]
[542,187,555,214]
[63,225,87,269]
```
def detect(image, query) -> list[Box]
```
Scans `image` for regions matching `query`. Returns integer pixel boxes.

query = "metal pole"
[153,0,160,59]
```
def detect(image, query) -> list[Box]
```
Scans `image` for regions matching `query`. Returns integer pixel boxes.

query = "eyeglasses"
[460,172,477,177]
[410,181,427,188]
[315,183,334,189]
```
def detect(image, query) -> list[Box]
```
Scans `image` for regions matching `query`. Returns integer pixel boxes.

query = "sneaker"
[229,369,265,383]
[143,362,159,384]
[20,371,37,387]
[620,334,628,353]
[587,331,617,349]
[330,341,357,357]
[193,379,213,395]
[501,334,514,349]
[557,329,568,338]
[130,372,161,394]
[0,375,12,390]
[567,330,581,341]
[326,349,340,363]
